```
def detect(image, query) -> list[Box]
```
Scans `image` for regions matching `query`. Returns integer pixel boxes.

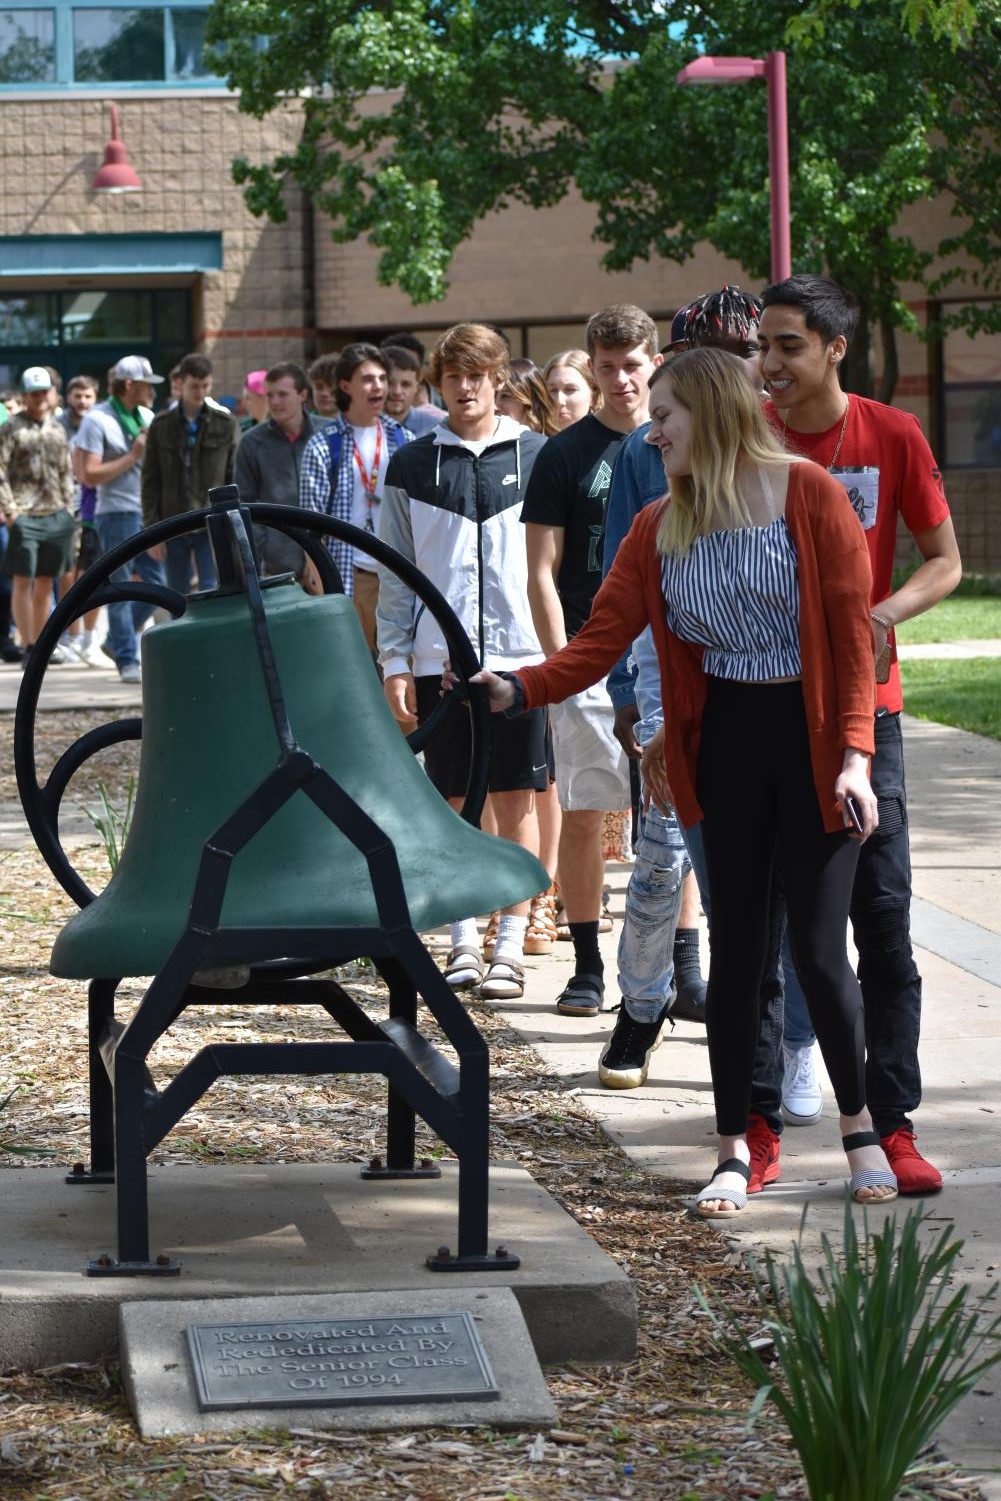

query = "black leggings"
[697,678,866,1135]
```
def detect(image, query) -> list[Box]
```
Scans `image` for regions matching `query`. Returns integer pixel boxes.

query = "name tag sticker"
[829,467,879,530]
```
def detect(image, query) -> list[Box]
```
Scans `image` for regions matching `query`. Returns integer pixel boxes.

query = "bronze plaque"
[186,1312,499,1411]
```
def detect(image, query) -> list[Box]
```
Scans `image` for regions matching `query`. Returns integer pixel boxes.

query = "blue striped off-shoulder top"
[660,513,801,681]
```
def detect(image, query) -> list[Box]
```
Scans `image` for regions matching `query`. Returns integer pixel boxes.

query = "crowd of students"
[0,274,962,1215]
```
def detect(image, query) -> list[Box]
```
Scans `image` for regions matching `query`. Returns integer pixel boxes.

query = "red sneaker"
[880,1128,943,1195]
[746,1114,782,1194]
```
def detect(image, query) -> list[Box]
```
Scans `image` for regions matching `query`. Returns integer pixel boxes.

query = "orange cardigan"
[518,462,875,834]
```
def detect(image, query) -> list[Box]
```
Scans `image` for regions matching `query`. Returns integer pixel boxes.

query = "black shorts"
[2,510,77,579]
[415,674,549,799]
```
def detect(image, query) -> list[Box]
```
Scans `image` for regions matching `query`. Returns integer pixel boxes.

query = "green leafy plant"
[84,778,136,872]
[700,1201,1001,1501]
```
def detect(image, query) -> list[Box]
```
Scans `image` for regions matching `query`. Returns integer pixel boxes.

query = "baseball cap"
[244,370,267,395]
[111,355,164,384]
[667,306,693,351]
[20,366,53,393]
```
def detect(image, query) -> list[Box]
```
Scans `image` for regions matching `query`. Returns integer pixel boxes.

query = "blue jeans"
[94,511,166,668]
[619,796,690,1023]
[165,531,218,595]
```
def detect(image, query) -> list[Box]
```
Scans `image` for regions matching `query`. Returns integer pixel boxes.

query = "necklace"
[782,397,850,471]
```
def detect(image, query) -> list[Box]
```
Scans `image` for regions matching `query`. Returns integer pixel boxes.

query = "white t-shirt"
[349,422,390,572]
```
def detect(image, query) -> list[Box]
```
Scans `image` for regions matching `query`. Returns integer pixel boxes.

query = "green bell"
[51,581,547,980]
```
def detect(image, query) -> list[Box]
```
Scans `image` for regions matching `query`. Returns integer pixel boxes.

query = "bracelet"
[870,610,893,633]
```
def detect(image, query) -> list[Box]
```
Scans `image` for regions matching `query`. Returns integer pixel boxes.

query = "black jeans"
[698,679,866,1137]
[753,709,922,1135]
[851,710,922,1133]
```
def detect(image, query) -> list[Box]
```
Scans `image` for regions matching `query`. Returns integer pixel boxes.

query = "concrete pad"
[120,1287,555,1438]
[0,1162,635,1371]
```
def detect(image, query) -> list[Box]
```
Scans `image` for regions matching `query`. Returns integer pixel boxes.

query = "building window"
[0,1,220,86]
[940,312,1001,468]
[0,285,192,395]
[0,8,55,82]
[74,7,164,82]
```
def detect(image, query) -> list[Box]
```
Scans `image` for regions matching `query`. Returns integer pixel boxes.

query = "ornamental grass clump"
[700,1201,1001,1501]
[84,777,136,872]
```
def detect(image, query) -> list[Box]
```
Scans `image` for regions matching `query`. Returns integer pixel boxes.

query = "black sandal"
[555,973,605,1017]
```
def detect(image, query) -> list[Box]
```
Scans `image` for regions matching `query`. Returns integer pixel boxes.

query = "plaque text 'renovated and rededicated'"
[186,1313,500,1411]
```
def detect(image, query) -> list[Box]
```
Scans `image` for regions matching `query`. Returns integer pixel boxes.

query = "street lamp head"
[675,55,766,86]
[92,103,143,194]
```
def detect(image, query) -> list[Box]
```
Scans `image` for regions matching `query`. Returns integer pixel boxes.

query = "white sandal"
[692,1159,751,1218]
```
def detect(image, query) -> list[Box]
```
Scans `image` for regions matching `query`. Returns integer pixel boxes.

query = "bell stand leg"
[87,1027,179,1277]
[427,1042,518,1273]
[362,956,441,1181]
[66,978,117,1186]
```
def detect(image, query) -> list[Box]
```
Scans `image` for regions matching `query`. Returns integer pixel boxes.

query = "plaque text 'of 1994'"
[186,1314,499,1411]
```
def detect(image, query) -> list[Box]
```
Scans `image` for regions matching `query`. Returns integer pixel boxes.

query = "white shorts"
[551,679,631,812]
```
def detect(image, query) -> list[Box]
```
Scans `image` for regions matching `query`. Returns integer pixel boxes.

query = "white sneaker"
[118,662,141,684]
[782,1042,823,1125]
[59,635,88,664]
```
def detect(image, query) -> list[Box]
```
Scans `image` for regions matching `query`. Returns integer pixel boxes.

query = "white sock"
[80,629,93,650]
[450,917,479,950]
[493,914,528,963]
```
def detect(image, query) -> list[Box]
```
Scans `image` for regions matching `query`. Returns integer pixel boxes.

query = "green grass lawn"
[895,596,1001,643]
[900,658,1001,740]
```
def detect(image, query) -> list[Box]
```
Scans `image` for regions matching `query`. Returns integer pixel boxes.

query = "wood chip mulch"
[0,712,989,1501]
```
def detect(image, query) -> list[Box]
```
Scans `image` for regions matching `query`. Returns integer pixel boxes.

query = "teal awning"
[0,233,223,278]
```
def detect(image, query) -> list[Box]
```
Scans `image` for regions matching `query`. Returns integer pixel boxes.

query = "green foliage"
[699,1201,1001,1501]
[84,778,136,872]
[894,594,1001,640]
[900,656,1001,738]
[206,0,1001,378]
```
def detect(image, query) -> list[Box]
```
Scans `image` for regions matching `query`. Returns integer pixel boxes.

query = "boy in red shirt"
[757,274,962,1193]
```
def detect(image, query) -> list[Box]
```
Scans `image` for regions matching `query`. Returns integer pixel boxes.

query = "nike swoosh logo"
[502,474,518,485]
[531,763,547,772]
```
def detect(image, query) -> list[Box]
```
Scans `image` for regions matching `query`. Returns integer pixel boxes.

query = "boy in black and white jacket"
[377,323,548,1002]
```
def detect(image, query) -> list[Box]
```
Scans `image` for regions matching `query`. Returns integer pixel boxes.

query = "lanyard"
[352,423,383,504]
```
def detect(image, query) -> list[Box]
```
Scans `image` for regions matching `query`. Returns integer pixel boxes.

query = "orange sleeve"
[519,506,655,709]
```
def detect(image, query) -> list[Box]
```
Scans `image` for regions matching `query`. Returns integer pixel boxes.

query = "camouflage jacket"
[0,412,75,518]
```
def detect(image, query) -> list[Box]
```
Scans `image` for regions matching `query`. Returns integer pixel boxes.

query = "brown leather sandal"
[481,911,500,960]
[524,887,558,955]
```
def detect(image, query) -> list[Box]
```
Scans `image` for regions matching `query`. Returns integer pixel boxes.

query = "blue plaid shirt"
[299,414,413,595]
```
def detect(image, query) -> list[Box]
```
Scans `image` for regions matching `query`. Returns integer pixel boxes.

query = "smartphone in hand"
[845,794,865,836]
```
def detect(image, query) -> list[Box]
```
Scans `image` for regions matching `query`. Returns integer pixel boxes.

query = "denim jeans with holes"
[618,793,691,1024]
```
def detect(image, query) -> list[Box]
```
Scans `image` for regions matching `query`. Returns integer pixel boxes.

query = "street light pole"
[765,52,791,283]
[676,50,791,283]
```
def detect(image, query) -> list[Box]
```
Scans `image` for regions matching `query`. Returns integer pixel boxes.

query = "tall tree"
[206,0,1001,397]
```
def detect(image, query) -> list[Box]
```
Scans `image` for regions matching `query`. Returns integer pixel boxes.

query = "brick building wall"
[0,94,312,395]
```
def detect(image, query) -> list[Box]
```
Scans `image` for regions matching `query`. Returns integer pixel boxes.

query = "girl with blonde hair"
[460,346,897,1216]
[543,349,600,428]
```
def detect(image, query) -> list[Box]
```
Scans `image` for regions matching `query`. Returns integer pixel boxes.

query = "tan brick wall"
[0,95,312,395]
[314,185,750,351]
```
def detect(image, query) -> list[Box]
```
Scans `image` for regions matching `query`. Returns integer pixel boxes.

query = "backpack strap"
[325,427,343,474]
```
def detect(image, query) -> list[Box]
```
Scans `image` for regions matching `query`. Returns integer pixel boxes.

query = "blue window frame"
[0,0,224,87]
